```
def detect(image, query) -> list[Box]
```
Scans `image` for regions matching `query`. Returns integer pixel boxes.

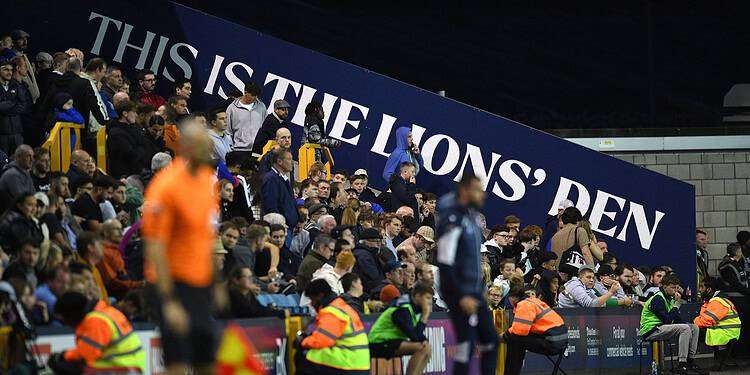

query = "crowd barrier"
[42,122,83,173]
[29,303,710,375]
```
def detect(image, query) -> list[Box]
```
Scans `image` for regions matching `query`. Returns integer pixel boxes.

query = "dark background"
[173,0,750,136]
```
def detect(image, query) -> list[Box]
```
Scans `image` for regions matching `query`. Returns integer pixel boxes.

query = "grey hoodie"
[226,98,267,152]
[557,277,604,308]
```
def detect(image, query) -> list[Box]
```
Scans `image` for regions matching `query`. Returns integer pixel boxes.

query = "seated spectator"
[0,145,35,213]
[525,251,557,285]
[487,285,504,310]
[614,264,643,301]
[380,284,401,305]
[213,239,228,273]
[73,231,108,303]
[594,265,633,307]
[269,223,301,279]
[10,278,48,325]
[222,266,286,320]
[257,127,292,175]
[116,289,147,323]
[66,150,92,193]
[368,282,433,374]
[372,260,406,298]
[353,228,388,294]
[217,179,234,222]
[535,270,562,308]
[49,92,84,128]
[481,225,511,280]
[349,171,377,204]
[557,266,620,308]
[67,261,100,300]
[300,251,356,309]
[0,193,44,254]
[3,238,41,288]
[71,175,115,232]
[492,259,518,301]
[397,226,434,262]
[643,266,667,300]
[295,234,335,292]
[403,261,416,290]
[97,219,144,299]
[35,266,70,317]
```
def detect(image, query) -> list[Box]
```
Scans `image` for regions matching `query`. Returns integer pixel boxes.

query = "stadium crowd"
[0,30,749,375]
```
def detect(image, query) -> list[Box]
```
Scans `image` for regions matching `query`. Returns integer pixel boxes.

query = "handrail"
[42,122,84,173]
[298,143,333,181]
[96,126,107,173]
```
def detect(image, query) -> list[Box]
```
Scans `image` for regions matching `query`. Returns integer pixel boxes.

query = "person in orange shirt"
[501,276,568,375]
[141,119,226,375]
[162,95,189,154]
[48,291,145,374]
[97,219,144,300]
[74,231,109,304]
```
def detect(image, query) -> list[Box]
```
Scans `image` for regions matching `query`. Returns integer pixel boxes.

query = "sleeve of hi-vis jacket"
[508,301,536,337]
[64,316,113,364]
[693,300,729,328]
[301,309,347,349]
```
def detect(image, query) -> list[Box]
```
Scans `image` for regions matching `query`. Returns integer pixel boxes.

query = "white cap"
[558,199,574,210]
[354,168,368,177]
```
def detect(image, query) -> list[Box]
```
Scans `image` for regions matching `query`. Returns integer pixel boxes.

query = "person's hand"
[213,284,229,311]
[162,299,189,335]
[674,292,682,303]
[267,268,278,280]
[608,281,621,294]
[459,296,479,315]
[531,273,542,286]
[618,297,634,307]
[412,145,420,155]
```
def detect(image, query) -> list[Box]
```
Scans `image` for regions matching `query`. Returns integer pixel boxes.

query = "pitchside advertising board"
[11,0,695,283]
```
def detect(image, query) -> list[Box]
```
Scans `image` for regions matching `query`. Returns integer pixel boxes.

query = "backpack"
[559,227,587,277]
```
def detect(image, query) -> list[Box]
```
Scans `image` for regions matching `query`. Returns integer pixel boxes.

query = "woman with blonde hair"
[340,198,361,226]
[578,219,604,263]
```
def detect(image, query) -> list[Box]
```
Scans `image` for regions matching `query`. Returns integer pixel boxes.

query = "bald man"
[258,127,293,175]
[142,120,226,375]
[112,91,130,109]
[0,145,35,212]
[67,149,92,192]
[253,99,291,154]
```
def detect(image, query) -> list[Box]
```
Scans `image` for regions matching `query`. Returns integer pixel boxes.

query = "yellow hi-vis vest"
[87,311,146,373]
[705,297,742,346]
[306,300,370,371]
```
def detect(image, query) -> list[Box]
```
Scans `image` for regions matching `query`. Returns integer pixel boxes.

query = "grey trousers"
[647,323,699,362]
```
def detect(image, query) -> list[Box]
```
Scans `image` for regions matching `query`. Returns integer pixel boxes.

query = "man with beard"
[253,99,291,154]
[481,225,511,280]
[31,147,51,192]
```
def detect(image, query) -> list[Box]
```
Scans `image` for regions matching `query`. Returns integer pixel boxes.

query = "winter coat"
[0,79,30,154]
[253,113,290,154]
[261,169,299,229]
[106,121,147,178]
[388,175,419,216]
[382,127,423,183]
[226,98,267,152]
[0,161,35,212]
[0,210,44,255]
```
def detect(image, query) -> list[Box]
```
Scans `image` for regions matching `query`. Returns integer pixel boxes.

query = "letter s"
[492,160,531,201]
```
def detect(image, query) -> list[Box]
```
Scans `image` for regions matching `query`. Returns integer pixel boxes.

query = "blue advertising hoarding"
[9,0,696,285]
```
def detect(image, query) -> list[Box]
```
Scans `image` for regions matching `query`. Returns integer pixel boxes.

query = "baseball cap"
[354,168,368,177]
[308,203,327,217]
[416,226,435,243]
[36,52,52,64]
[383,260,406,273]
[10,30,30,40]
[359,228,381,241]
[274,99,291,110]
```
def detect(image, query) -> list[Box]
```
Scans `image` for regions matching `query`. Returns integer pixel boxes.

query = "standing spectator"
[302,101,340,162]
[258,127,292,175]
[31,147,50,192]
[98,219,144,299]
[207,108,232,163]
[261,148,299,229]
[132,70,165,109]
[389,162,419,218]
[35,266,70,316]
[639,275,704,374]
[106,100,146,178]
[226,81,266,156]
[141,120,224,374]
[34,52,54,101]
[382,127,423,183]
[77,58,110,140]
[100,66,123,101]
[253,99,291,154]
[296,234,335,292]
[551,207,597,274]
[436,173,498,375]
[9,30,38,104]
[71,175,114,232]
[0,145,34,212]
[35,52,69,125]
[0,58,30,155]
[542,199,573,251]
[696,229,710,289]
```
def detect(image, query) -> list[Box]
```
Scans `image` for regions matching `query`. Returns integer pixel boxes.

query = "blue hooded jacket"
[382,127,424,183]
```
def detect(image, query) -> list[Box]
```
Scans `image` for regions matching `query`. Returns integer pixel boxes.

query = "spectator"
[296,234,335,292]
[0,193,44,254]
[643,266,667,299]
[36,52,70,122]
[349,171,377,204]
[10,278,48,325]
[487,285,504,310]
[481,225,511,280]
[614,264,642,299]
[420,192,437,228]
[397,225,434,258]
[300,250,356,309]
[223,266,285,319]
[492,259,518,301]
[639,274,704,374]
[415,262,447,310]
[514,227,538,274]
[718,242,750,295]
[2,238,40,288]
[261,148,299,229]
[505,215,521,233]
[107,100,146,178]
[268,223,301,278]
[380,284,401,304]
[524,250,557,285]
[207,108,231,163]
[217,179,234,222]
[389,162,419,216]
[594,265,633,307]
[696,229,710,289]
[372,260,406,298]
[382,127,423,183]
[98,219,144,299]
[557,266,619,308]
[142,114,166,169]
[302,101,340,162]
[34,52,53,99]
[535,270,562,307]
[253,99,291,154]
[66,149,92,192]
[0,144,35,212]
[100,65,123,100]
[73,231,109,303]
[72,174,114,232]
[258,127,292,175]
[30,147,50,192]
[132,69,165,109]
[340,273,368,314]
[8,30,38,103]
[551,207,596,276]
[353,228,387,293]
[332,170,349,185]
[117,289,147,323]
[382,213,403,259]
[0,58,30,155]
[77,58,110,138]
[34,266,70,316]
[173,79,192,103]
[403,261,416,290]
[226,81,266,156]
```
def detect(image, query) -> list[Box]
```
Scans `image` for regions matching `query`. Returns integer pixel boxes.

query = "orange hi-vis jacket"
[694,296,737,328]
[301,297,370,371]
[509,297,566,337]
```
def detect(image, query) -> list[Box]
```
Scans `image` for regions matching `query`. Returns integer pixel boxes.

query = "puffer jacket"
[0,79,30,151]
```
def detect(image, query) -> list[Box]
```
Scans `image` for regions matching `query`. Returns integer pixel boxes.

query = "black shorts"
[146,282,217,366]
[369,339,404,359]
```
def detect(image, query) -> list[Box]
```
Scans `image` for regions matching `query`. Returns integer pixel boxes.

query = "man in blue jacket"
[261,148,298,229]
[382,127,423,183]
[436,173,498,375]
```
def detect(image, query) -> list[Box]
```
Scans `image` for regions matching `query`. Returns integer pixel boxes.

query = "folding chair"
[544,352,567,375]
[715,339,737,371]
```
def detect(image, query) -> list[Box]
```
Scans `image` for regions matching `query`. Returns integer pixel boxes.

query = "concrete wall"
[610,151,750,274]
